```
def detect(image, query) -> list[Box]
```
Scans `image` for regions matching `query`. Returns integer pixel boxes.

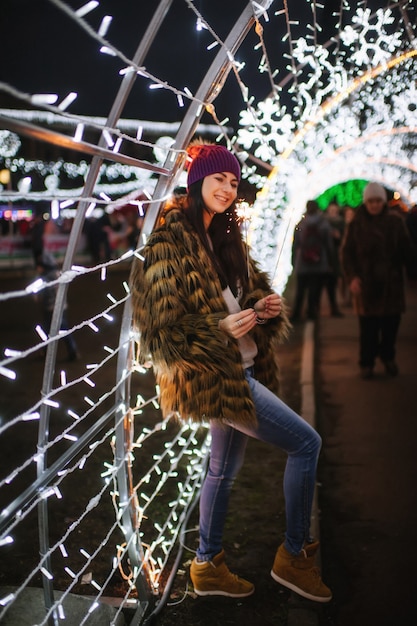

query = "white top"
[222,286,258,369]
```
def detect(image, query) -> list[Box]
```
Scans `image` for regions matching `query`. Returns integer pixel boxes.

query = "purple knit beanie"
[186,144,241,188]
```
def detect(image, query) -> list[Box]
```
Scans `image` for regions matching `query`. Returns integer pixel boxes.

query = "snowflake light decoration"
[0,130,21,158]
[340,8,401,67]
[236,3,417,292]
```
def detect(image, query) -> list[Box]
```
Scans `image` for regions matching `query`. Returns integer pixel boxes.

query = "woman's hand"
[219,308,257,338]
[254,293,282,320]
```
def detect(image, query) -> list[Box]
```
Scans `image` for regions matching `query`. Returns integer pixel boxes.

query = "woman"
[130,143,331,603]
[341,182,417,379]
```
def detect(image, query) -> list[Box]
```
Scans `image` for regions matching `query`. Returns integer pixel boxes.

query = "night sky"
[1,0,390,132]
[1,0,342,130]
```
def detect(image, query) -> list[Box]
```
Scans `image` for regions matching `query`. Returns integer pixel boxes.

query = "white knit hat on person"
[363,182,387,203]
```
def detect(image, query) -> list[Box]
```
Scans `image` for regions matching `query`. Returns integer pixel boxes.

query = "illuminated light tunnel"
[0,1,415,624]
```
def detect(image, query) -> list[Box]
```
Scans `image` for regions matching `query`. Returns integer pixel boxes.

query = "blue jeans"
[197,368,322,560]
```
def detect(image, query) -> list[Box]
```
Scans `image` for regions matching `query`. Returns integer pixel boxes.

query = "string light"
[0,2,415,624]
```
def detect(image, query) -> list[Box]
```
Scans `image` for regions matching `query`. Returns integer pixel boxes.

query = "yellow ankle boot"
[271,542,332,603]
[190,549,254,598]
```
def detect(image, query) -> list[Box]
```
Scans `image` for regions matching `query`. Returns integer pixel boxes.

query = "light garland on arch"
[235,4,417,291]
[1,1,416,622]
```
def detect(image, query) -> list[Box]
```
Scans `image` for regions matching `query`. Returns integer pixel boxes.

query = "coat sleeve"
[240,254,291,394]
[341,220,360,283]
[242,254,291,341]
[129,231,234,374]
[399,218,417,280]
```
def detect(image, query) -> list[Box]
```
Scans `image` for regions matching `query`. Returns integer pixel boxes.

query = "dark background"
[0,0,381,129]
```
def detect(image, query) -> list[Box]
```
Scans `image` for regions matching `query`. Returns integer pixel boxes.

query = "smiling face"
[201,171,239,229]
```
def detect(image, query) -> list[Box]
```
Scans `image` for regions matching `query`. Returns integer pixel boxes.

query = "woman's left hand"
[254,293,282,320]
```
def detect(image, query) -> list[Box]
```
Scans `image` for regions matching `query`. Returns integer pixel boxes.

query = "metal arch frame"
[140,2,273,237]
[0,1,274,623]
[35,1,175,623]
[119,2,275,623]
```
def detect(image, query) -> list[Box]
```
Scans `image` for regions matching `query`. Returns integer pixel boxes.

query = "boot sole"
[193,587,255,598]
[270,570,332,603]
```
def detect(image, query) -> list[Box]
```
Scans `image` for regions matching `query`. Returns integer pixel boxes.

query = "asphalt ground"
[316,281,417,626]
[1,268,416,626]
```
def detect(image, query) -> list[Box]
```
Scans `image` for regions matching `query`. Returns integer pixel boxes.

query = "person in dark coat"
[323,201,344,316]
[341,182,417,379]
[405,204,417,248]
[290,200,335,321]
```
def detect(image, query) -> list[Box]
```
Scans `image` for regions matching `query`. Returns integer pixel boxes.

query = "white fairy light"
[30,94,58,105]
[98,15,112,37]
[22,412,40,421]
[40,487,56,500]
[26,278,44,294]
[0,593,14,607]
[4,348,22,357]
[75,1,99,18]
[74,123,84,142]
[40,566,54,580]
[64,566,77,579]
[0,536,13,547]
[43,399,59,408]
[1,4,414,622]
[51,199,59,220]
[58,92,78,110]
[90,580,101,591]
[59,544,68,557]
[88,601,100,613]
[86,202,96,217]
[102,130,114,147]
[113,137,123,153]
[60,198,76,209]
[35,325,48,341]
[119,66,134,76]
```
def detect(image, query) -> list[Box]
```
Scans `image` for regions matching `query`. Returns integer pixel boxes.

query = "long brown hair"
[186,180,249,296]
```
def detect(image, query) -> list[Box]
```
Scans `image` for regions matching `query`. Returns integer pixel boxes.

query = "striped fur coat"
[130,204,290,427]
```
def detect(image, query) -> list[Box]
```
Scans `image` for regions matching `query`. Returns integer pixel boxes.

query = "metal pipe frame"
[35,1,175,623]
[1,1,273,624]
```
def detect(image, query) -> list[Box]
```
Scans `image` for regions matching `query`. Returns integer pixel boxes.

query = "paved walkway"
[316,283,417,625]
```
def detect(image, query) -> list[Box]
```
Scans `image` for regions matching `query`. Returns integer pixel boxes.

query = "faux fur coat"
[130,204,291,427]
[341,204,417,316]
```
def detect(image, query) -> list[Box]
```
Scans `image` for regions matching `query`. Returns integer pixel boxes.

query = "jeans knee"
[314,431,322,453]
[295,429,321,459]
